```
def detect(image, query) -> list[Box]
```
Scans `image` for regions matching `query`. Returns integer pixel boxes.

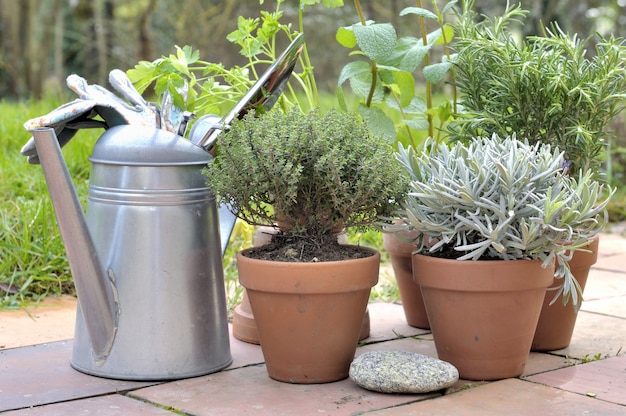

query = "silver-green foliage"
[394,136,613,306]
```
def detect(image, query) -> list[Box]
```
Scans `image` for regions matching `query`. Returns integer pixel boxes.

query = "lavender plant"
[391,136,613,306]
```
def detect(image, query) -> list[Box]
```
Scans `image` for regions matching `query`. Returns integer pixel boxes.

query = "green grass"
[0,97,97,308]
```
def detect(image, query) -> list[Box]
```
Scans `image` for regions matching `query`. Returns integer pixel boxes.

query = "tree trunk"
[138,0,158,61]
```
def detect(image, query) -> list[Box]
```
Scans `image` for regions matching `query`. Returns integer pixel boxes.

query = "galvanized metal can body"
[70,125,232,380]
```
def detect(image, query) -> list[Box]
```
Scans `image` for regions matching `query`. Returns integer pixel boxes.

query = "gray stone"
[349,350,459,394]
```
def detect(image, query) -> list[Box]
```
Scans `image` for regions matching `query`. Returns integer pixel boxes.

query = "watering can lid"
[90,125,211,166]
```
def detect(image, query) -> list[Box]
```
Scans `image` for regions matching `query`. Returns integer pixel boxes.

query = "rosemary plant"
[450,1,626,177]
[392,136,613,306]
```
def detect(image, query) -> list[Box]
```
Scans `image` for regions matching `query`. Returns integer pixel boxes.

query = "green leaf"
[336,26,357,48]
[338,60,371,85]
[385,37,431,72]
[359,105,396,142]
[301,0,343,6]
[439,24,455,45]
[399,7,438,20]
[349,72,384,102]
[394,71,415,107]
[322,0,343,7]
[353,23,397,62]
[423,61,452,84]
[441,0,459,14]
[426,28,442,45]
[126,62,158,93]
[437,101,454,123]
[404,117,430,131]
[335,86,348,111]
[392,96,427,114]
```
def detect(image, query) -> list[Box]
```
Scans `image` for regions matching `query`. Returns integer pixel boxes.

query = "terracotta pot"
[233,227,370,344]
[413,254,553,380]
[382,232,429,329]
[232,291,372,344]
[531,235,600,351]
[237,246,379,383]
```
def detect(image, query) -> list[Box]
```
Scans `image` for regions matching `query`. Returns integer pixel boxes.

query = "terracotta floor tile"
[365,302,430,342]
[130,364,437,416]
[582,269,626,300]
[598,232,626,256]
[365,378,626,415]
[581,296,626,319]
[358,337,574,379]
[227,332,265,369]
[523,352,575,376]
[550,311,626,359]
[526,355,626,406]
[0,341,159,412]
[0,295,76,350]
[594,252,626,273]
[356,336,438,357]
[1,394,175,415]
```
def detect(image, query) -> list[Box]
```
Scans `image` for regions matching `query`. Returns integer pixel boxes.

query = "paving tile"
[228,332,265,369]
[130,363,437,416]
[365,302,429,343]
[598,232,626,256]
[523,352,576,376]
[1,394,175,415]
[550,311,626,359]
[0,341,159,412]
[356,336,438,357]
[526,355,626,406]
[581,296,626,319]
[358,336,574,380]
[0,295,76,350]
[594,252,626,273]
[582,269,626,300]
[364,378,626,415]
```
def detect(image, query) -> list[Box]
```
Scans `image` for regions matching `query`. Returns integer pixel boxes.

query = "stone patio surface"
[1,232,625,415]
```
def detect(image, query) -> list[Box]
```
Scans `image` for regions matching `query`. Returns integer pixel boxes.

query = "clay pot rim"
[238,245,379,267]
[413,253,554,292]
[237,245,380,293]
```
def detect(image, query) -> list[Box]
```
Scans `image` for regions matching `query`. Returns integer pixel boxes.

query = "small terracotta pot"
[382,232,429,329]
[531,236,600,351]
[413,254,553,380]
[238,246,379,383]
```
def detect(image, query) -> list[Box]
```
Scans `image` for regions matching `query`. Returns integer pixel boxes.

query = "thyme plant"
[450,1,626,177]
[204,108,408,243]
[393,136,613,306]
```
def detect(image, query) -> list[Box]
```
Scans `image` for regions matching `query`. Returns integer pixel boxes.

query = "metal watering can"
[24,35,304,380]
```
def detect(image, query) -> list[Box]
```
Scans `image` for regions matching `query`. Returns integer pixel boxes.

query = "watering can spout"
[31,127,118,363]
